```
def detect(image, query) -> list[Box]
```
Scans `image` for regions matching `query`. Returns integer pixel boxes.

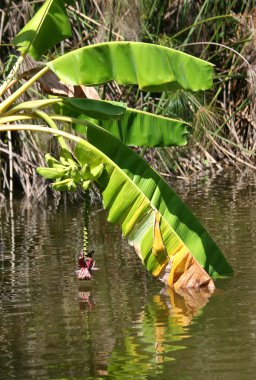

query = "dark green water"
[1,171,256,380]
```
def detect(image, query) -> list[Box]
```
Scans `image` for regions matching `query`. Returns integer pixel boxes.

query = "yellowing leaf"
[152,210,166,256]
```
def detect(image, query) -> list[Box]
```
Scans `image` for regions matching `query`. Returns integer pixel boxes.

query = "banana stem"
[0,66,49,115]
[0,124,81,143]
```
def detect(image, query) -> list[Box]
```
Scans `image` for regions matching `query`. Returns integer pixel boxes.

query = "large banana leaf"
[74,124,232,278]
[47,42,214,92]
[60,98,189,146]
[13,0,72,59]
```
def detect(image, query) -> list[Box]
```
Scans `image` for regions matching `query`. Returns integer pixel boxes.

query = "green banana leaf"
[60,98,189,146]
[98,109,188,147]
[74,125,232,278]
[60,98,126,120]
[13,0,72,59]
[47,42,214,92]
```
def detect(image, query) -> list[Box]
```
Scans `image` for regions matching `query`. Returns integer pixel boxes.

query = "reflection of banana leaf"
[106,287,213,379]
[163,286,213,326]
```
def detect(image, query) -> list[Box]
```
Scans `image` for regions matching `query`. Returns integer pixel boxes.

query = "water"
[0,171,256,380]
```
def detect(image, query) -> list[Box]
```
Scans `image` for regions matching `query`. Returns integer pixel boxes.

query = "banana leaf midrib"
[126,107,189,124]
[4,98,189,126]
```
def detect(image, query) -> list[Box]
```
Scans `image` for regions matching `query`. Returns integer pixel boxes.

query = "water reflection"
[75,284,213,379]
[160,286,213,326]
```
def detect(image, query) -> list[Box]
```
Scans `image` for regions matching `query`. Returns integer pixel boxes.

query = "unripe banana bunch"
[36,150,104,192]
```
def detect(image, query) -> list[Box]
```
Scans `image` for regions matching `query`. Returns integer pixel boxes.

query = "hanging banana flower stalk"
[37,151,103,281]
[76,191,98,280]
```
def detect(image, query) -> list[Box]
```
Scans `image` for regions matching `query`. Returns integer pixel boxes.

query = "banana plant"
[0,0,232,288]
